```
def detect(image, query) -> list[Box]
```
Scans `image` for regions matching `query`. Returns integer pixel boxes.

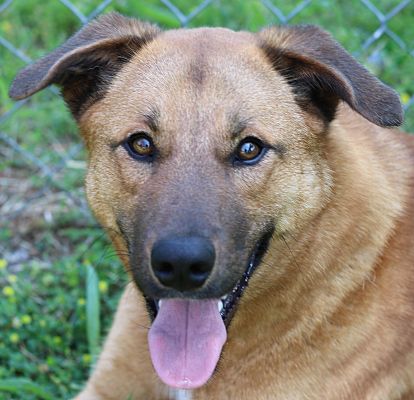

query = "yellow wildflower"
[53,336,62,345]
[98,280,108,293]
[7,274,17,283]
[82,354,92,364]
[2,286,14,297]
[21,315,32,325]
[9,333,19,344]
[401,93,411,105]
[0,259,7,270]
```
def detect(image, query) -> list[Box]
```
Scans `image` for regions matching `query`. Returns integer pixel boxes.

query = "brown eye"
[125,133,155,161]
[238,141,260,160]
[132,136,153,155]
[234,137,266,165]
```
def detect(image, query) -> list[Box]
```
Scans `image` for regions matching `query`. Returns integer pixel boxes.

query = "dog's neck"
[172,389,193,400]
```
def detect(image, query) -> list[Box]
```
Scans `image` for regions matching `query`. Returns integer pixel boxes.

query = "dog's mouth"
[145,227,274,390]
[218,227,274,325]
[145,227,274,325]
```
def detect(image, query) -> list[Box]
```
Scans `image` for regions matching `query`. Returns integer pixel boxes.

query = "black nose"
[151,236,215,292]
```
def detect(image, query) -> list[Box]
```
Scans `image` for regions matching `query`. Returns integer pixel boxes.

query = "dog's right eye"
[233,137,267,166]
[124,133,156,161]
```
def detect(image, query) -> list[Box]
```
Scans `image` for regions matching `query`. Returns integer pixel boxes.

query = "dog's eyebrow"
[230,117,253,139]
[229,115,287,156]
[143,107,160,132]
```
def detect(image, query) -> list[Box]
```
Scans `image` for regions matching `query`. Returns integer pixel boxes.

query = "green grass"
[0,1,413,398]
[0,238,126,399]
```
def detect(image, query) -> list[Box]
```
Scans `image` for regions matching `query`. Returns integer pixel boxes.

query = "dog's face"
[82,27,332,302]
[10,13,402,389]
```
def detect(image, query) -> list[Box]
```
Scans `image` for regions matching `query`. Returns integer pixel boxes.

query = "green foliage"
[0,239,125,399]
[0,378,53,399]
[86,264,101,362]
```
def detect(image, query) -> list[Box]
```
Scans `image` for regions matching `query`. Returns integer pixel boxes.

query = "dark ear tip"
[9,64,47,100]
[385,111,404,128]
[9,64,31,99]
[9,79,25,100]
[381,89,404,127]
[360,91,404,127]
[392,107,404,127]
[378,113,404,128]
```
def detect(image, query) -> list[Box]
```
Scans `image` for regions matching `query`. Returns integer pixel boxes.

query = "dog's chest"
[173,389,193,400]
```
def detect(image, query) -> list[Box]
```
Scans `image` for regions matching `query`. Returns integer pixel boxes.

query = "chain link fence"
[0,0,413,267]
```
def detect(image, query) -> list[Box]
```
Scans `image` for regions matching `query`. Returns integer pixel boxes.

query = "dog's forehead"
[109,28,284,102]
[131,27,265,81]
[113,26,273,91]
[160,27,255,50]
[84,26,297,140]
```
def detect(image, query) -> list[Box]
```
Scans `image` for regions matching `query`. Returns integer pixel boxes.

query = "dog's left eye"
[124,132,156,161]
[233,137,267,166]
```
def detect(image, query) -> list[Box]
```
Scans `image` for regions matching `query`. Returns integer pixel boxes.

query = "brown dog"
[10,13,414,400]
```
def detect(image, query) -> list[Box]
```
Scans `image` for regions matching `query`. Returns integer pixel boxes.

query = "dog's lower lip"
[146,226,274,326]
[218,226,274,326]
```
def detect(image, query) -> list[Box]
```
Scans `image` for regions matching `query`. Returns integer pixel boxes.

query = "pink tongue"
[148,299,227,389]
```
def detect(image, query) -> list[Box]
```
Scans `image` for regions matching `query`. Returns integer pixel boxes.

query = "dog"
[10,12,414,400]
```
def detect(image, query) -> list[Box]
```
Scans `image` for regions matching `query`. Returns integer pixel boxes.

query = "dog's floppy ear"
[9,12,160,118]
[258,25,403,127]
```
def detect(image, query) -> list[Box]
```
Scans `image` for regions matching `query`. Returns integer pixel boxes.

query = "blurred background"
[0,0,413,398]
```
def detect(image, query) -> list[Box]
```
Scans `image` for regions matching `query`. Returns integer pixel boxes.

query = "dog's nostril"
[151,236,215,292]
[158,262,174,274]
[155,262,175,282]
[190,262,210,277]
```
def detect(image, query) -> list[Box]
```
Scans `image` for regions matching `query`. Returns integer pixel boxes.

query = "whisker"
[281,234,301,271]
[134,322,151,330]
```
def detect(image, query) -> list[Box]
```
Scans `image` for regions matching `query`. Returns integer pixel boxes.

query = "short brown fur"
[10,13,414,400]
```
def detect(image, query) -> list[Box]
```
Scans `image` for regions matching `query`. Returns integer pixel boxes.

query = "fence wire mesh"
[0,0,413,267]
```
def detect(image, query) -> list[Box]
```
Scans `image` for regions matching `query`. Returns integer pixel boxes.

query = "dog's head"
[10,13,402,389]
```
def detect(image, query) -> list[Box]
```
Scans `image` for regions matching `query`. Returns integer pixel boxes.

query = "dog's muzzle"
[145,226,274,390]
